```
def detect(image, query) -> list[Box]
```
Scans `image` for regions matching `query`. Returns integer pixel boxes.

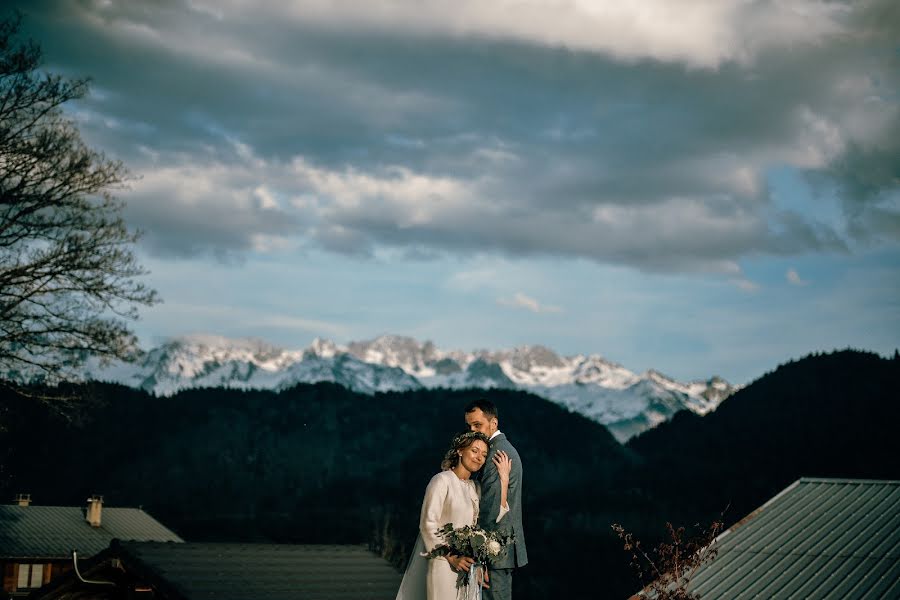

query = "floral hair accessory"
[441,430,491,471]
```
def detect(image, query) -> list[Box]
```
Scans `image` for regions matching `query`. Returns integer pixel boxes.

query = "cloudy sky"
[13,0,899,383]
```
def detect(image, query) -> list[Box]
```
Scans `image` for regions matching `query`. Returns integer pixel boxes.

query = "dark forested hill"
[1,349,897,599]
[625,349,900,525]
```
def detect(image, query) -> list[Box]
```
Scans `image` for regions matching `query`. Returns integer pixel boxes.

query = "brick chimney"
[86,495,103,527]
[15,493,31,507]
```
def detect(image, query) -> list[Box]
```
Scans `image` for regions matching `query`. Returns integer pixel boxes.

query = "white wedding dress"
[396,470,504,600]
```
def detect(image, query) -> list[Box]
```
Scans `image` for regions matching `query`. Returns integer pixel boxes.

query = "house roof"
[111,541,402,600]
[682,478,900,599]
[0,504,184,559]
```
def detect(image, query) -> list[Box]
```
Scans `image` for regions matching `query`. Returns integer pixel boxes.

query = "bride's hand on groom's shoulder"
[493,450,512,482]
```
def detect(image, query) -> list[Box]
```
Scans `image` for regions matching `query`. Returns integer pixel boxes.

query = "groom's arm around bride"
[464,399,528,600]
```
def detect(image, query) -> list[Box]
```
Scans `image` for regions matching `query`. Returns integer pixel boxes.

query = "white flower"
[487,540,502,555]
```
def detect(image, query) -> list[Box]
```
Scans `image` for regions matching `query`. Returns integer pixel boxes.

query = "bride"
[396,431,512,600]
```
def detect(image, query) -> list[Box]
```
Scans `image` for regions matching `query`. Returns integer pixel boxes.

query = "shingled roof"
[680,478,900,599]
[0,504,183,559]
[110,541,402,600]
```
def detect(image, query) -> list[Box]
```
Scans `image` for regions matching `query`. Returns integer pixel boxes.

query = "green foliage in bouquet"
[424,523,515,565]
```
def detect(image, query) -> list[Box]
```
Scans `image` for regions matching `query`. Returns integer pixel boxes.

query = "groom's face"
[465,408,498,437]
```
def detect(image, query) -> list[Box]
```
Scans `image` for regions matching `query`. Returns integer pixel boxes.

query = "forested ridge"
[1,349,897,599]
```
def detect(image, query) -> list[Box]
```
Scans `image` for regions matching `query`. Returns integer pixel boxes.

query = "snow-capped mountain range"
[87,334,737,443]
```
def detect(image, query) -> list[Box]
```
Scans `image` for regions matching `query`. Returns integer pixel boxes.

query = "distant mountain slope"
[625,349,900,522]
[84,333,736,441]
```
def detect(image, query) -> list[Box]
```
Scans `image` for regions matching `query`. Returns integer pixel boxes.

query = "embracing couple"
[396,399,528,600]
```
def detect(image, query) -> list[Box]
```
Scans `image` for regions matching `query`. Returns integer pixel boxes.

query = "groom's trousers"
[484,568,513,600]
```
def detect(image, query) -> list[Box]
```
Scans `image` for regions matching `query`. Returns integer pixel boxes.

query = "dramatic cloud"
[190,0,847,68]
[15,0,899,274]
[122,158,303,259]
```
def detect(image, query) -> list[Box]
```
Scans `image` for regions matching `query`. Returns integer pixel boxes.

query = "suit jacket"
[476,432,527,569]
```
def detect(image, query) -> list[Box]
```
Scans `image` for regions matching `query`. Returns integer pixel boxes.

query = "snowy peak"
[571,355,638,388]
[278,352,421,395]
[307,337,340,359]
[504,345,566,371]
[87,334,737,442]
[346,335,438,374]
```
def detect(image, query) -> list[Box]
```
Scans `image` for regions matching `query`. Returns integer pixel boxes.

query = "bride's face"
[459,439,489,474]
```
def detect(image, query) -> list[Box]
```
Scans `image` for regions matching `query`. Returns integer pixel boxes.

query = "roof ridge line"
[799,477,900,485]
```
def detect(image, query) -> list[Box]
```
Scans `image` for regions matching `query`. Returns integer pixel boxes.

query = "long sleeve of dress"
[496,502,509,522]
[419,473,450,553]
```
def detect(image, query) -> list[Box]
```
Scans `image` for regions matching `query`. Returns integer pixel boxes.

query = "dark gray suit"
[477,432,526,600]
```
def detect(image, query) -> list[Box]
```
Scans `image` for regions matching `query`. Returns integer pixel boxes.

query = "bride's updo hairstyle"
[441,430,491,471]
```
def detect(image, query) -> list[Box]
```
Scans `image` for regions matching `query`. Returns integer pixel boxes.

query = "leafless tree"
[0,13,157,390]
[612,514,725,600]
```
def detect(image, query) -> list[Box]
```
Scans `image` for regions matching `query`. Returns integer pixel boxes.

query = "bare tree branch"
[0,12,158,391]
[612,512,726,600]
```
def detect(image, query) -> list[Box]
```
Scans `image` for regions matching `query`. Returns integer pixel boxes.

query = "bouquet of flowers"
[423,524,515,596]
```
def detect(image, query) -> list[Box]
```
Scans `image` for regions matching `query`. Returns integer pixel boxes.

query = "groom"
[464,399,527,600]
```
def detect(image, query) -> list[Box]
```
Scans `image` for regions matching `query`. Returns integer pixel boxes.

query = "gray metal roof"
[116,542,402,600]
[683,478,900,599]
[0,505,183,559]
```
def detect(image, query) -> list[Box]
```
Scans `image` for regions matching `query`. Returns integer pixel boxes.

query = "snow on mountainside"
[85,334,737,442]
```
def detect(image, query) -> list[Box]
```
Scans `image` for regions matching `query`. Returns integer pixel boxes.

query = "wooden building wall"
[1,560,68,595]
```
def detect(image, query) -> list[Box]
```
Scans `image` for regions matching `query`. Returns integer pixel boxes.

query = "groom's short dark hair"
[464,398,498,420]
